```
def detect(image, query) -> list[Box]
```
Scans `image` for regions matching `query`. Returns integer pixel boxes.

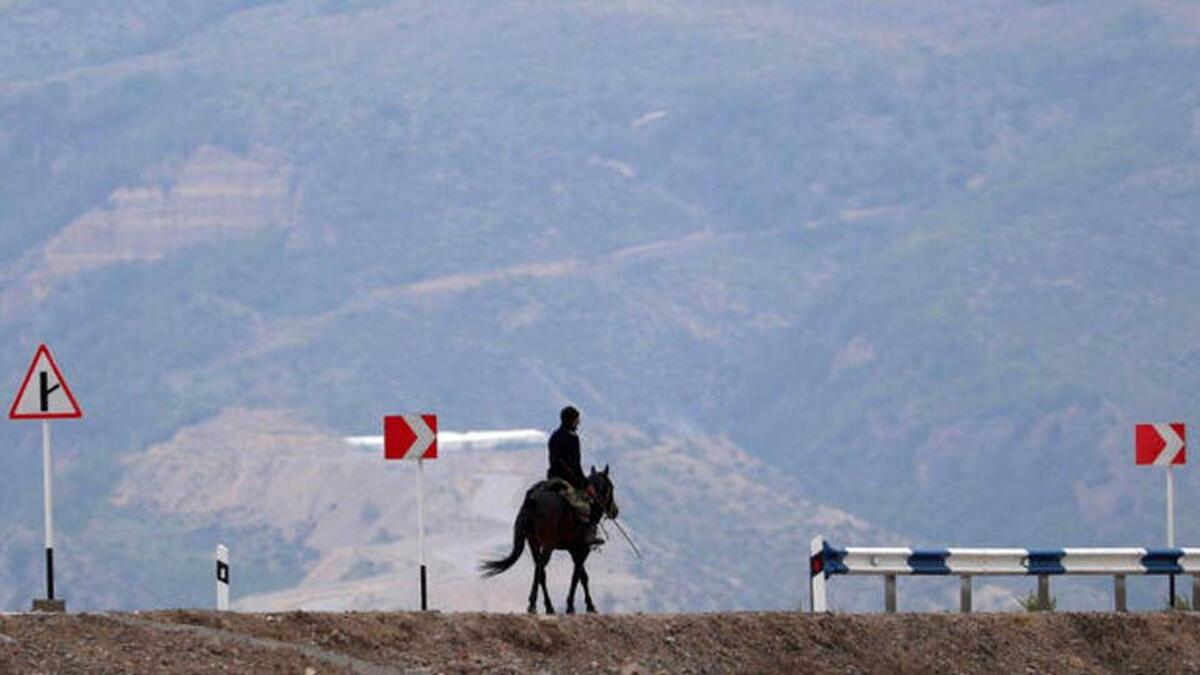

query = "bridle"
[588,472,619,520]
[588,470,643,559]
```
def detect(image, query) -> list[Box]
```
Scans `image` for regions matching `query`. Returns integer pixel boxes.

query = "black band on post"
[46,548,54,600]
[420,564,427,611]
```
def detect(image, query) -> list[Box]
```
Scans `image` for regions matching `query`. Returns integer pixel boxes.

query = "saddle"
[529,478,592,521]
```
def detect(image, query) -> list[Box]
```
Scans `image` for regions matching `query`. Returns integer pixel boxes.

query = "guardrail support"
[812,537,1200,614]
[884,574,897,613]
[809,536,828,613]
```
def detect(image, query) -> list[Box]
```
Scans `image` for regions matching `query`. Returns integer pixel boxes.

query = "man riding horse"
[480,405,620,614]
[546,405,604,548]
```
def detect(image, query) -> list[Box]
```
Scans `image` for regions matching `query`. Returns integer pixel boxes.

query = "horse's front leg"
[566,550,583,614]
[577,550,597,613]
[538,549,556,615]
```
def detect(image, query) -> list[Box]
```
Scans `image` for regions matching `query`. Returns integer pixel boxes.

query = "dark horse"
[480,465,619,614]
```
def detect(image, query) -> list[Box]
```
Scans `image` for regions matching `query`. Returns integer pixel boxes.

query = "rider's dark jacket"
[547,425,587,489]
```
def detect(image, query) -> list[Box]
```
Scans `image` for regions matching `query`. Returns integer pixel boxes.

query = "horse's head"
[588,464,619,519]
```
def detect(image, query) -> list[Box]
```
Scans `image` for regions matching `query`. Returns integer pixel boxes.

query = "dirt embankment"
[1,610,1199,673]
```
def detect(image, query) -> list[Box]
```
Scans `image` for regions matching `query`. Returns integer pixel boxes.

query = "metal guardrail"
[809,536,1200,613]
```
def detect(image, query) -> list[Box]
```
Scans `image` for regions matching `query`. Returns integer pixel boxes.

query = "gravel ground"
[1,610,1199,673]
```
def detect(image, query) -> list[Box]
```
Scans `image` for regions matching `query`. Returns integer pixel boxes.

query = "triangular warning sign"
[9,344,82,420]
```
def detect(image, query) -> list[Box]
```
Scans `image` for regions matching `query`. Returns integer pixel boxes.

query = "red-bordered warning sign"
[9,344,83,420]
[384,414,437,460]
[1135,423,1185,466]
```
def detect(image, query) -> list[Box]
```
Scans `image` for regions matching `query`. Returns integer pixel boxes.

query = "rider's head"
[560,406,580,430]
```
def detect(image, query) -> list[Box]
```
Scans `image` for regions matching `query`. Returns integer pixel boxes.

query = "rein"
[587,475,644,560]
[606,519,643,560]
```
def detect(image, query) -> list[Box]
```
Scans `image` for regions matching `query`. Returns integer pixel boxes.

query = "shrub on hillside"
[1017,592,1056,612]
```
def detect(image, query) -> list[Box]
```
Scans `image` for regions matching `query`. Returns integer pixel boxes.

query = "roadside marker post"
[8,344,83,613]
[216,544,230,611]
[418,455,427,611]
[384,414,438,610]
[1135,423,1186,608]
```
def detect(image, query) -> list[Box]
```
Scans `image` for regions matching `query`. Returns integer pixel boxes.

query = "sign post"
[384,414,437,610]
[1135,423,1185,608]
[1168,466,1176,548]
[9,344,83,612]
[418,457,426,611]
[42,420,54,601]
[1169,465,1176,607]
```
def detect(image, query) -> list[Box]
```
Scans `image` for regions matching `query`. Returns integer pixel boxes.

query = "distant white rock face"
[114,408,885,612]
[589,155,636,178]
[829,336,876,378]
[114,408,649,613]
[26,145,294,293]
[631,110,667,130]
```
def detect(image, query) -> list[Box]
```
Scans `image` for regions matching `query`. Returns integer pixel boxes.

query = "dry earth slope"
[2,610,1200,673]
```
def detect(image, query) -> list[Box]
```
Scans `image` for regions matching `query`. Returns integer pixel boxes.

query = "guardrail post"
[1114,575,1127,612]
[960,575,972,613]
[1193,575,1199,611]
[809,536,827,613]
[1037,575,1050,610]
[884,574,897,613]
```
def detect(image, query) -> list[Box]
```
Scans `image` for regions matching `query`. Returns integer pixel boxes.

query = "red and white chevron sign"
[1135,423,1185,466]
[384,414,438,460]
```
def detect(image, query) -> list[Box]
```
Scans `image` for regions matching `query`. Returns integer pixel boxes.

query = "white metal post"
[1168,466,1177,608]
[1168,466,1176,548]
[809,536,827,613]
[216,544,229,611]
[42,420,55,600]
[417,458,427,610]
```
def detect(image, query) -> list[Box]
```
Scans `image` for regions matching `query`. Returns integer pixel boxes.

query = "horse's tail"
[480,494,533,578]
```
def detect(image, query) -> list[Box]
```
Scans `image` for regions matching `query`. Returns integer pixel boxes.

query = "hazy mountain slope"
[0,0,1197,610]
[105,411,882,612]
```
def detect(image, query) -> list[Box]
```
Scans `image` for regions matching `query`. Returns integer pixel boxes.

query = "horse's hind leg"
[538,549,556,615]
[578,554,597,613]
[526,540,540,614]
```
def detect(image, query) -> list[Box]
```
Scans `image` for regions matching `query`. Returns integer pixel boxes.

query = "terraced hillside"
[1,0,1199,613]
